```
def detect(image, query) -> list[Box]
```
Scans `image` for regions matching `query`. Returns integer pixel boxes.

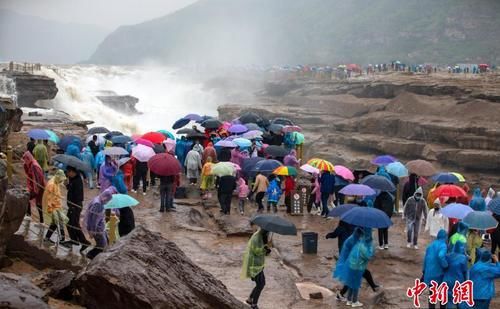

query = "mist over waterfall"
[37,65,219,134]
[0,75,17,103]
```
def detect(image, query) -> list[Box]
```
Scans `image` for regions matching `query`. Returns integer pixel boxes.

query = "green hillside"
[88,0,500,65]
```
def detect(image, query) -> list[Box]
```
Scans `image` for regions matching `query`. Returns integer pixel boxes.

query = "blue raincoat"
[333,227,364,281]
[469,250,500,306]
[423,229,449,285]
[469,188,486,211]
[94,150,105,170]
[343,234,374,289]
[442,242,468,296]
[112,170,128,194]
[376,166,392,182]
[65,139,82,159]
[81,147,95,170]
[266,179,282,203]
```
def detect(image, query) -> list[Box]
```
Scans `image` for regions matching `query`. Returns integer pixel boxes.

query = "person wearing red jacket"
[120,159,134,191]
[284,176,296,214]
[22,151,46,222]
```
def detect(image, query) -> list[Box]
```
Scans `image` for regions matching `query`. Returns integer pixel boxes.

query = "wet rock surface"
[0,183,29,266]
[3,72,58,108]
[75,225,246,309]
[0,98,23,150]
[0,272,50,309]
[96,94,140,114]
[32,270,75,300]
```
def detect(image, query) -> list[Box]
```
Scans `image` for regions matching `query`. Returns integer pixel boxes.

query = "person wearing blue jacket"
[334,228,364,296]
[469,187,486,211]
[320,171,335,218]
[423,229,449,309]
[65,138,82,159]
[468,249,500,308]
[81,146,95,189]
[266,175,282,213]
[443,242,468,308]
[343,232,374,307]
[94,149,105,189]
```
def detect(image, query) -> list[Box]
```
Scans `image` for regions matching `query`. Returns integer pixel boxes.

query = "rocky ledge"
[2,72,58,108]
[95,90,141,114]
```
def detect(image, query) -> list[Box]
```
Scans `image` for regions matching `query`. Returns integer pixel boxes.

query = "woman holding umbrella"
[99,155,118,193]
[241,226,271,309]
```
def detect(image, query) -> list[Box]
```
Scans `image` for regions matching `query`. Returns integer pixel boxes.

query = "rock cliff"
[3,72,58,108]
[0,97,23,151]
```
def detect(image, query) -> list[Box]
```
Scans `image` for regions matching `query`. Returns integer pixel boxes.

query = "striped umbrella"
[273,166,297,176]
[307,158,335,172]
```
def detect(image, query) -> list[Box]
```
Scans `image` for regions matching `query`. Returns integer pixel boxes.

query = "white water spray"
[0,75,17,103]
[37,65,219,134]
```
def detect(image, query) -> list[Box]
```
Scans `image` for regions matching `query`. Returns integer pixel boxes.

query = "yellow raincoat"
[42,170,68,225]
[467,231,483,267]
[33,141,49,172]
[200,158,215,191]
[106,214,120,245]
[241,230,266,279]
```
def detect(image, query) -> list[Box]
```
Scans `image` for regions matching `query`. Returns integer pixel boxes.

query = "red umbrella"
[141,132,165,144]
[434,185,467,198]
[148,153,181,176]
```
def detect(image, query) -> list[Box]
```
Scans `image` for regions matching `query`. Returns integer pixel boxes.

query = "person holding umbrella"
[62,166,90,252]
[403,187,428,249]
[283,175,296,214]
[320,170,335,218]
[100,155,118,193]
[374,191,394,249]
[22,151,46,222]
[266,175,282,213]
[241,226,271,309]
[217,174,237,215]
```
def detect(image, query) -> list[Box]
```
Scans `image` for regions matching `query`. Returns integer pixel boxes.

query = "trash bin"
[302,232,318,254]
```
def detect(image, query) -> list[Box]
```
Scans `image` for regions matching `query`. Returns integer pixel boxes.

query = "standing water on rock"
[36,65,219,133]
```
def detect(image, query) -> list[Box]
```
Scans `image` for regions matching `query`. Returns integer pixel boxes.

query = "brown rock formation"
[4,72,58,108]
[75,225,246,309]
[0,98,23,151]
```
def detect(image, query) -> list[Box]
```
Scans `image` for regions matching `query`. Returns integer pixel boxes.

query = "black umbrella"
[58,135,82,151]
[53,154,92,172]
[272,117,294,126]
[201,119,222,129]
[177,128,195,135]
[242,157,264,177]
[104,131,123,140]
[264,145,289,157]
[153,144,166,154]
[186,132,206,139]
[196,115,213,124]
[239,112,262,124]
[172,117,190,130]
[251,215,297,235]
[268,123,283,134]
[244,123,263,131]
[87,126,110,135]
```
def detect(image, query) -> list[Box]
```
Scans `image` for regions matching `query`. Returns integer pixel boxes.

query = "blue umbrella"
[371,155,396,166]
[58,135,82,151]
[252,159,282,176]
[242,157,264,176]
[111,135,132,144]
[328,204,359,217]
[462,211,498,230]
[28,129,50,140]
[172,117,191,130]
[184,113,202,122]
[386,162,408,178]
[104,194,139,209]
[441,203,473,219]
[196,115,213,124]
[215,140,237,148]
[431,173,460,184]
[488,198,500,215]
[340,207,393,228]
[361,175,396,192]
[233,138,252,148]
[339,184,376,196]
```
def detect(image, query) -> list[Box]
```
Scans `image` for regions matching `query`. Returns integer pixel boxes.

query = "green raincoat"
[33,142,49,171]
[241,230,266,279]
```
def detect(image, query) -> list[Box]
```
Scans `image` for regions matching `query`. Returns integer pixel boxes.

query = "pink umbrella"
[334,165,354,181]
[222,121,231,130]
[282,125,302,133]
[132,144,156,162]
[300,164,319,174]
[163,138,176,153]
[135,138,154,148]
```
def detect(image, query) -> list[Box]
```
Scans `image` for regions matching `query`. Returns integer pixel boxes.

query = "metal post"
[6,146,12,183]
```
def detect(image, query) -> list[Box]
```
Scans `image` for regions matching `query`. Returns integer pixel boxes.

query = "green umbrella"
[104,194,139,209]
[158,130,175,139]
[44,130,60,143]
[211,162,238,176]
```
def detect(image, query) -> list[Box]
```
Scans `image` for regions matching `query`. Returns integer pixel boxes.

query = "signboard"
[291,185,310,215]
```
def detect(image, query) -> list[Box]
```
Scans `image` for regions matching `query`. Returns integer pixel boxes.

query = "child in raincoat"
[266,175,282,213]
[200,156,215,199]
[42,169,68,243]
[238,178,250,215]
[241,227,270,309]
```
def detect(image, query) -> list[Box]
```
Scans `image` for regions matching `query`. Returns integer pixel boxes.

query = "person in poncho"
[200,156,215,199]
[84,186,117,259]
[241,227,270,309]
[43,170,68,244]
[23,151,46,222]
[33,139,49,174]
[185,148,202,185]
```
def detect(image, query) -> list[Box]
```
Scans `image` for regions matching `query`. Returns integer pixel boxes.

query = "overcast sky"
[0,0,197,29]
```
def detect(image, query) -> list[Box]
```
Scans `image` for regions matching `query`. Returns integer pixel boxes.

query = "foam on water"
[37,65,219,134]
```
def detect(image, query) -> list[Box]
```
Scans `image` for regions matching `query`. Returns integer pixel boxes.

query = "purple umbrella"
[215,140,237,148]
[228,124,248,134]
[371,155,397,165]
[28,129,50,140]
[184,114,202,121]
[242,130,263,140]
[339,184,376,196]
